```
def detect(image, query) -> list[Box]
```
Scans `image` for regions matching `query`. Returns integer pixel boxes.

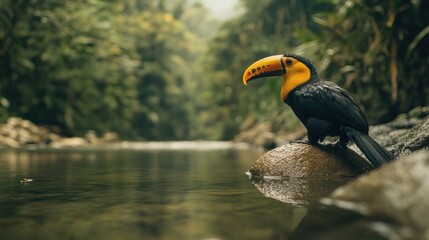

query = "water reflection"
[0,147,306,240]
[247,176,401,239]
[249,177,353,206]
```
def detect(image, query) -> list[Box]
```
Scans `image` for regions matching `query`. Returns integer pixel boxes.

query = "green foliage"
[0,0,206,139]
[1,0,427,141]
[310,0,429,121]
[0,0,139,136]
[203,0,429,139]
[115,8,196,139]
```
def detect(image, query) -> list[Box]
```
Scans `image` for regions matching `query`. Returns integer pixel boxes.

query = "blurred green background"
[1,0,428,140]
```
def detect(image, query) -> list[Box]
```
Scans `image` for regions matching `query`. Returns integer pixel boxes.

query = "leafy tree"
[310,0,429,121]
[203,0,429,139]
[2,0,427,141]
[0,0,140,136]
[0,0,203,139]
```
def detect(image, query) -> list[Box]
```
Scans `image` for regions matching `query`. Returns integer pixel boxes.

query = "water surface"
[0,144,307,240]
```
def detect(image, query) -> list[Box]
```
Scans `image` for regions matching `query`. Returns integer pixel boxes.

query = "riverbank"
[0,118,251,150]
[0,117,118,148]
[2,105,428,151]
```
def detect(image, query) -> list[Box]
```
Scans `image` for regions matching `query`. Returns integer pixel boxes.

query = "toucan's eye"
[285,58,293,66]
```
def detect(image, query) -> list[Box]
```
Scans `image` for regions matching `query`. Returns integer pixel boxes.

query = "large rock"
[248,143,372,178]
[345,114,429,160]
[323,150,429,236]
[247,143,373,205]
[388,116,429,156]
[357,106,429,157]
[0,117,59,147]
[292,150,429,240]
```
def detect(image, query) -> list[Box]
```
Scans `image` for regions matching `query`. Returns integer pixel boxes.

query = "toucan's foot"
[290,139,310,145]
[332,139,348,149]
[290,140,325,148]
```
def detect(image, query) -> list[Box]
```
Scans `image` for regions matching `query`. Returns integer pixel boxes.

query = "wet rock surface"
[325,151,429,235]
[293,150,429,240]
[248,143,372,178]
[248,143,373,205]
[386,116,429,156]
[352,106,429,158]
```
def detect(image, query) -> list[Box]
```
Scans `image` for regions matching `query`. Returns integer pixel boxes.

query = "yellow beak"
[242,54,286,85]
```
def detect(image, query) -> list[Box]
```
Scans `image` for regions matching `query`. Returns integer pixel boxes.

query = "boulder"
[248,143,372,178]
[290,150,429,239]
[351,106,429,157]
[322,151,429,235]
[388,116,429,156]
[247,143,373,205]
[0,117,59,147]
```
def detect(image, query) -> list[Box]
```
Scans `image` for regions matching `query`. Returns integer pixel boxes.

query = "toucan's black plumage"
[243,53,394,167]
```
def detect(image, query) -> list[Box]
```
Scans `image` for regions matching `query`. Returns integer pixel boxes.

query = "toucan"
[243,53,394,167]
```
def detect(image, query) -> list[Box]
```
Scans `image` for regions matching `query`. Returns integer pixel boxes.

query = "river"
[0,142,307,240]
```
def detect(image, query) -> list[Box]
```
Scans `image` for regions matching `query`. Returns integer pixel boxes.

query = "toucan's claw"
[290,139,310,145]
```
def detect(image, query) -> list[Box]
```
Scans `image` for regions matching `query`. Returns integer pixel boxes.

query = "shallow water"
[0,144,308,240]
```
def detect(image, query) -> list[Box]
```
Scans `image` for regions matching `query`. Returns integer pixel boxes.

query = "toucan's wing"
[292,81,369,132]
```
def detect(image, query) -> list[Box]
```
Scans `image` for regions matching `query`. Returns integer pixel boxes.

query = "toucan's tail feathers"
[345,128,394,167]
